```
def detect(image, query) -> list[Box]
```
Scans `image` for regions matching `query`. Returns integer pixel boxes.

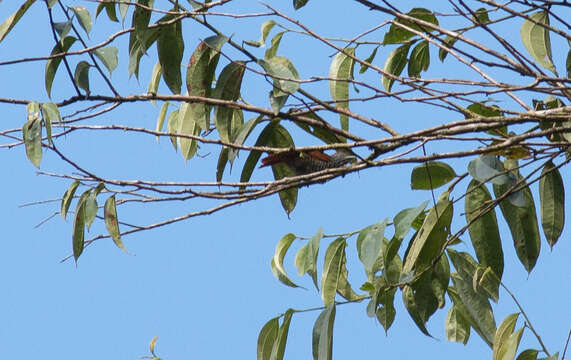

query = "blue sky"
[1,1,570,359]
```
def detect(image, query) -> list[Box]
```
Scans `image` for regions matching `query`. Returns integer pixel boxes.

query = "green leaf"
[356,220,387,279]
[96,2,119,22]
[257,318,279,360]
[119,2,128,22]
[468,154,513,186]
[465,180,504,280]
[213,61,246,143]
[53,20,72,39]
[45,36,77,97]
[539,161,565,248]
[382,43,410,92]
[329,48,355,131]
[227,115,261,164]
[520,11,556,73]
[336,254,363,302]
[497,328,524,360]
[493,313,519,360]
[271,233,301,288]
[23,102,42,168]
[567,47,571,78]
[402,192,452,274]
[359,46,378,74]
[402,284,433,337]
[270,309,294,360]
[148,61,162,101]
[167,109,179,150]
[247,20,276,47]
[84,190,98,230]
[157,15,184,94]
[516,350,539,360]
[72,193,87,263]
[61,180,80,221]
[40,102,60,145]
[493,164,541,273]
[177,99,197,160]
[312,304,335,360]
[70,6,92,35]
[445,306,470,344]
[386,201,428,264]
[383,8,439,44]
[104,195,128,253]
[128,21,159,79]
[293,0,309,10]
[0,0,36,43]
[465,102,507,136]
[295,228,322,290]
[321,237,346,306]
[74,61,91,95]
[260,56,301,97]
[155,101,169,142]
[408,40,430,77]
[265,31,285,60]
[411,161,456,190]
[375,298,396,334]
[93,46,118,76]
[439,34,461,62]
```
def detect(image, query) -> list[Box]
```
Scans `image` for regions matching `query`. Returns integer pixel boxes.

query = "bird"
[260,150,356,176]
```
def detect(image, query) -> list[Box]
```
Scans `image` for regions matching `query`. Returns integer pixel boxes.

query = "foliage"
[1,0,570,359]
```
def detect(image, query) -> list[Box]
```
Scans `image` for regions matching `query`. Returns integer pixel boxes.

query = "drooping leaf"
[539,160,565,248]
[295,228,322,290]
[321,237,346,306]
[402,192,452,274]
[402,284,433,337]
[411,161,456,190]
[84,190,98,230]
[265,31,285,60]
[246,20,276,47]
[356,219,387,280]
[61,180,80,221]
[383,8,439,44]
[445,306,470,344]
[260,56,301,97]
[439,33,461,62]
[70,6,92,35]
[177,100,197,160]
[386,201,428,264]
[493,313,519,360]
[53,20,72,39]
[23,102,42,168]
[312,304,335,360]
[167,109,179,150]
[465,180,504,280]
[468,154,514,186]
[382,43,410,92]
[408,40,430,77]
[520,11,556,73]
[336,254,363,302]
[269,309,294,360]
[213,61,246,143]
[359,46,378,74]
[257,317,279,360]
[493,163,541,273]
[72,193,87,263]
[0,0,36,43]
[96,2,119,22]
[271,233,301,288]
[74,61,91,94]
[93,46,119,76]
[465,102,507,136]
[148,61,162,103]
[155,101,169,142]
[497,328,524,360]
[45,36,77,97]
[329,48,355,131]
[40,102,60,145]
[157,14,184,94]
[293,0,309,10]
[104,195,128,253]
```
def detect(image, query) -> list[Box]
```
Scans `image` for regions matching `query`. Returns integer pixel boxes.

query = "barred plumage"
[260,150,355,175]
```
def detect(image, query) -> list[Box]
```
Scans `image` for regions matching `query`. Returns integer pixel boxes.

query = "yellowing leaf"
[104,195,128,253]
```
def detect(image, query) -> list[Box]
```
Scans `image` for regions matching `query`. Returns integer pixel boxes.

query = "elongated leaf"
[439,34,461,62]
[465,180,504,280]
[445,306,470,344]
[213,61,246,143]
[61,180,80,220]
[84,190,98,230]
[128,27,159,78]
[386,201,428,264]
[359,46,378,74]
[74,61,91,95]
[270,309,294,360]
[265,31,285,60]
[148,61,162,102]
[271,233,301,288]
[516,350,539,360]
[402,284,433,337]
[260,56,300,97]
[356,220,387,279]
[177,99,197,160]
[408,40,430,77]
[411,161,456,190]
[155,101,169,142]
[23,102,42,168]
[493,165,541,273]
[382,43,410,92]
[104,195,127,253]
[96,2,119,22]
[167,109,179,150]
[257,318,279,360]
[336,255,363,302]
[329,48,355,131]
[70,6,92,35]
[157,16,184,94]
[45,36,77,97]
[402,192,452,274]
[383,8,439,44]
[40,102,60,145]
[468,154,514,186]
[312,304,335,360]
[465,102,507,136]
[494,313,519,360]
[247,20,276,47]
[539,161,564,248]
[295,228,322,290]
[497,328,524,360]
[93,46,119,76]
[72,195,86,263]
[520,11,555,73]
[0,0,36,43]
[321,237,346,306]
